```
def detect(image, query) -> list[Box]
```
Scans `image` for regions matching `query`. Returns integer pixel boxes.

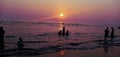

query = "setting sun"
[60,13,64,17]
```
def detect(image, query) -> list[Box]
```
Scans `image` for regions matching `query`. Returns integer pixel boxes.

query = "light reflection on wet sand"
[38,47,120,57]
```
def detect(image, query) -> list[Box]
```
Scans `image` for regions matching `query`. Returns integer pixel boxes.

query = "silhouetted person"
[104,27,109,40]
[118,26,120,29]
[0,26,5,50]
[17,37,24,49]
[110,27,114,38]
[58,30,62,36]
[65,30,69,36]
[62,26,65,36]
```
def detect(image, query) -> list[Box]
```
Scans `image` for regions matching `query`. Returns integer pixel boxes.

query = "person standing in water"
[110,27,114,37]
[110,27,115,40]
[0,26,5,50]
[104,27,109,40]
[62,26,65,36]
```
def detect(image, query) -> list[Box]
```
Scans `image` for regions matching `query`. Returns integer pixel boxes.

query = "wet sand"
[39,47,120,57]
[6,46,120,57]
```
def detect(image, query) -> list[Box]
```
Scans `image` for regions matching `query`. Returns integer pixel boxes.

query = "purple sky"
[0,0,120,24]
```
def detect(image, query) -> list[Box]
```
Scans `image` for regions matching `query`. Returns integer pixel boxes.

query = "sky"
[0,0,120,24]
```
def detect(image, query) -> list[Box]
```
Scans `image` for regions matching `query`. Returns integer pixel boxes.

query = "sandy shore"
[39,47,120,57]
[6,46,120,57]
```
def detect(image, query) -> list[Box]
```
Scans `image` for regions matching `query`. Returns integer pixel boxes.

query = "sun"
[60,13,64,17]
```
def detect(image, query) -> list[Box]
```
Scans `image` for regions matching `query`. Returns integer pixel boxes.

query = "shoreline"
[1,40,120,57]
[39,46,120,57]
[2,46,120,57]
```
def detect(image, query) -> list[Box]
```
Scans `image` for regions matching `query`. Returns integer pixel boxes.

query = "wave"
[0,21,101,27]
[1,37,120,56]
[5,35,16,38]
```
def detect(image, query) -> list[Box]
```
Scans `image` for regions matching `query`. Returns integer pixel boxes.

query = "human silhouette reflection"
[0,26,5,50]
[59,50,65,57]
[103,40,109,53]
[103,36,114,54]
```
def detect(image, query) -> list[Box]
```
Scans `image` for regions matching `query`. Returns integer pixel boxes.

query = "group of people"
[0,26,117,50]
[0,26,24,50]
[104,27,115,40]
[58,26,70,36]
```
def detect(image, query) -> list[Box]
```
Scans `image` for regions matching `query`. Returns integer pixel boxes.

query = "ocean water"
[0,21,120,56]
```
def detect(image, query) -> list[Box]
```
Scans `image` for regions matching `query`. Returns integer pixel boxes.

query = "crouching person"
[17,37,24,50]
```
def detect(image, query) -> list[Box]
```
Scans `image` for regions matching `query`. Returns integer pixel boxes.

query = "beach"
[0,0,120,57]
[39,47,120,57]
[5,46,120,57]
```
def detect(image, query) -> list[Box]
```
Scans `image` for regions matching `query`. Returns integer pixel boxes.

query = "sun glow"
[60,13,64,17]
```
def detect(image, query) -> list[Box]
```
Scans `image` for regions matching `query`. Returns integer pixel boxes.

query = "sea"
[0,21,120,57]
